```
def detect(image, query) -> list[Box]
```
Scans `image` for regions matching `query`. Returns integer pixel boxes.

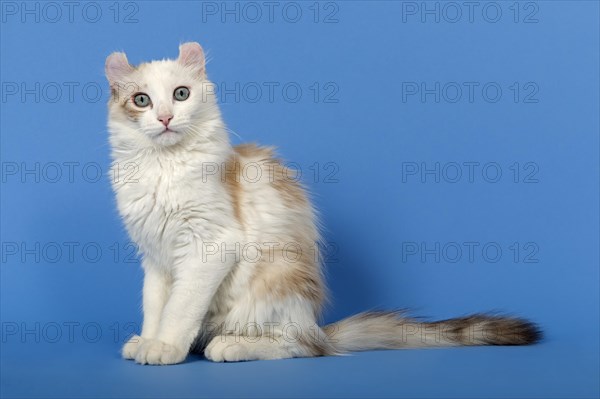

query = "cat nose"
[158,114,173,127]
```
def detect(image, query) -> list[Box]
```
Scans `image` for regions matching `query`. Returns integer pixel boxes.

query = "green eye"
[174,87,190,101]
[133,93,151,107]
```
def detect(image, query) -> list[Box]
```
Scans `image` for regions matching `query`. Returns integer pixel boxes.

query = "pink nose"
[158,115,173,127]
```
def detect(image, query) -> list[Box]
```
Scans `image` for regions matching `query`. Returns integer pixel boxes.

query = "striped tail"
[322,311,542,353]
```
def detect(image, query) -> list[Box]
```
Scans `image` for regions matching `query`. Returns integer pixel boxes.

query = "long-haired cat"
[105,42,541,365]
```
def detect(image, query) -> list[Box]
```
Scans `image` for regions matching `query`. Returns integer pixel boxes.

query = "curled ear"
[105,52,134,86]
[178,42,206,76]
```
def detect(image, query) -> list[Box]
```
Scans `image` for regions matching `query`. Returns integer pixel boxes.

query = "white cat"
[106,42,540,365]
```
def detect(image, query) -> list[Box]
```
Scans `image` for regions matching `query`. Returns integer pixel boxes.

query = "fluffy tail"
[322,311,542,353]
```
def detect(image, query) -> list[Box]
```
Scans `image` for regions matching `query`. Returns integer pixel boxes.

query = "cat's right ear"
[105,52,134,86]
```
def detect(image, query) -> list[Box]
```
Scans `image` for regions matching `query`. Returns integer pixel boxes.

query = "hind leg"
[203,297,332,362]
[204,334,315,362]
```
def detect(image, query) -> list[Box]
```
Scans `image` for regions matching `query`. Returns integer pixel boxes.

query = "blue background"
[1,1,598,398]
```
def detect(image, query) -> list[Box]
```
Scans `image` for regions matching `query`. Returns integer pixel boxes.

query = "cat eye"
[174,87,190,101]
[133,93,151,108]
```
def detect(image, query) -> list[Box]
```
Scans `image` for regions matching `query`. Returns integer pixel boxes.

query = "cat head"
[105,42,220,149]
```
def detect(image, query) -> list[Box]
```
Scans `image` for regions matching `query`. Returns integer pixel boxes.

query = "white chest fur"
[111,148,238,273]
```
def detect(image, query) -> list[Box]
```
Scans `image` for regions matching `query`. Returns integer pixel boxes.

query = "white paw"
[205,336,254,362]
[134,339,187,365]
[122,335,144,360]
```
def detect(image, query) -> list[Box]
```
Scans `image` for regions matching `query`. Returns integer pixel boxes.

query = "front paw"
[122,335,145,360]
[134,339,187,365]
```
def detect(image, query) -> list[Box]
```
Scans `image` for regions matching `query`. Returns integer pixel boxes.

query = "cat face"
[106,43,218,148]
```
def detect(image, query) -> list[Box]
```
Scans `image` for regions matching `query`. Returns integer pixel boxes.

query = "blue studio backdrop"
[1,1,599,398]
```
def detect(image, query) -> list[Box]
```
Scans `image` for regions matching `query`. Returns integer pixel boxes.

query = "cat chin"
[150,131,185,147]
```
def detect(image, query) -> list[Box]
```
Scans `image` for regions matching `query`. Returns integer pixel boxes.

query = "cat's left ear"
[105,52,134,86]
[178,42,206,77]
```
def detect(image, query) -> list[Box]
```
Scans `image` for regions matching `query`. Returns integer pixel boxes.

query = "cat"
[105,42,541,365]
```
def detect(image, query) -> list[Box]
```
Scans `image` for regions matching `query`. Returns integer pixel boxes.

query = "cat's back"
[215,143,325,314]
[226,143,317,240]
